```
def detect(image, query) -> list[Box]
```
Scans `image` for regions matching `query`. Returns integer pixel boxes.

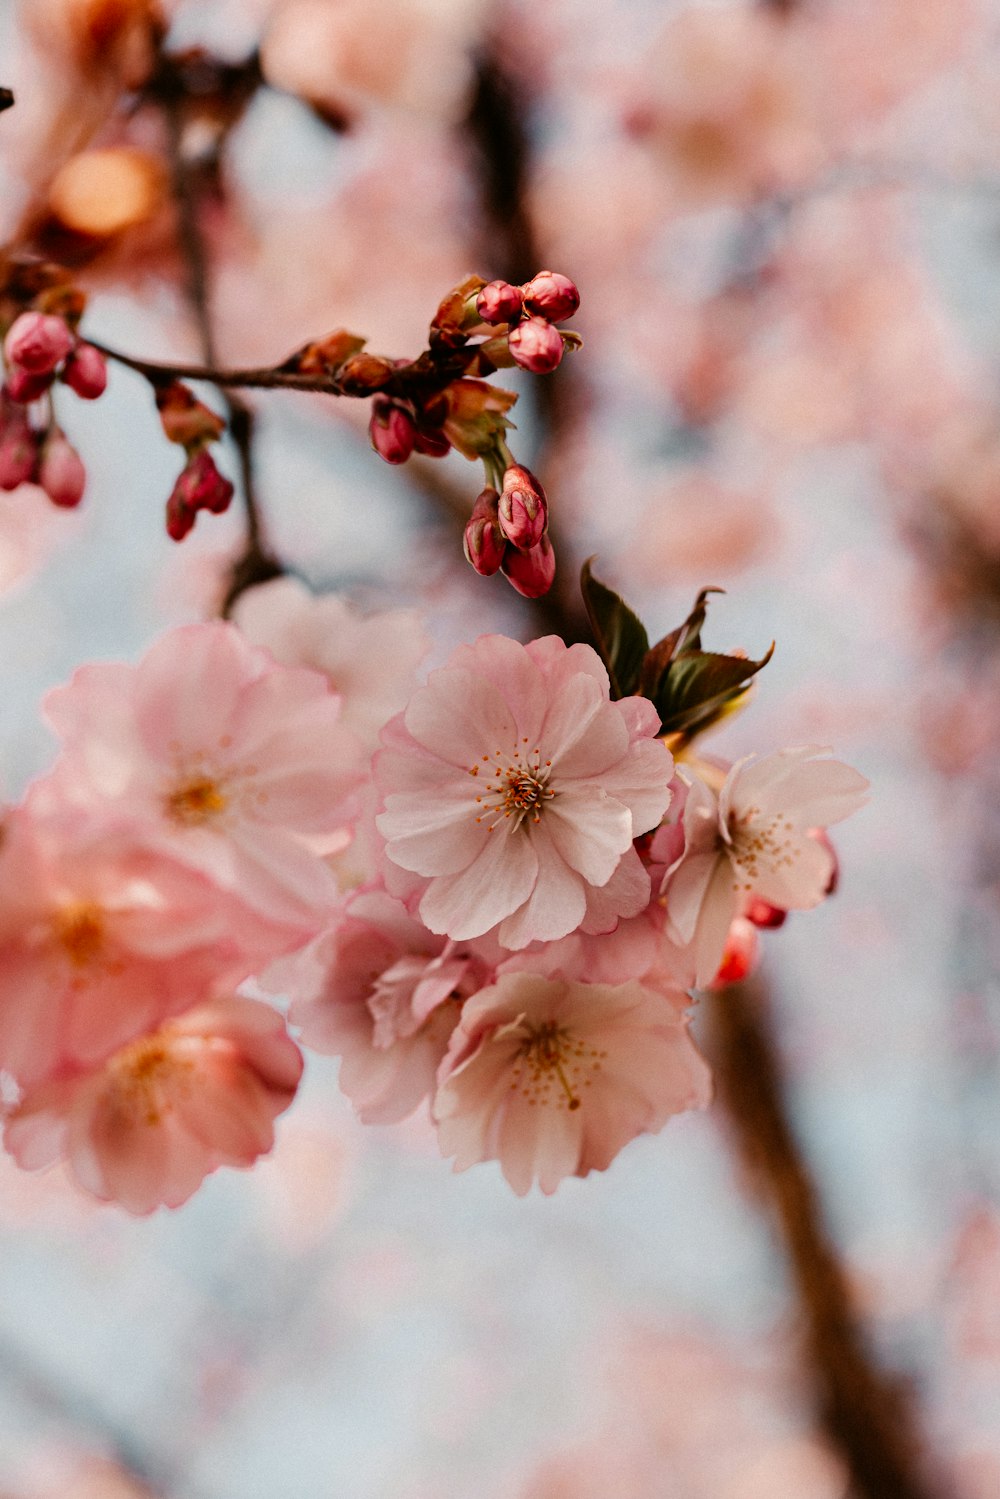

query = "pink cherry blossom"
[433,972,711,1195]
[39,621,363,928]
[231,577,429,756]
[273,885,496,1123]
[374,634,674,949]
[4,996,303,1215]
[0,801,308,1088]
[662,748,869,988]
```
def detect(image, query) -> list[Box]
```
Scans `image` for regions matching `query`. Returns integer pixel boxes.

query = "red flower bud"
[744,897,787,929]
[38,431,86,508]
[498,464,547,550]
[508,316,564,375]
[5,366,54,404]
[176,449,234,514]
[3,312,74,376]
[0,398,38,490]
[413,429,451,458]
[475,280,523,325]
[501,533,556,598]
[463,488,505,576]
[369,398,417,465]
[521,271,581,324]
[165,491,196,541]
[61,342,108,400]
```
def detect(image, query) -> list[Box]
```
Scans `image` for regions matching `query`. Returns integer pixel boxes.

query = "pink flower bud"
[0,399,38,490]
[475,280,523,325]
[501,533,556,598]
[369,398,416,465]
[745,897,787,929]
[521,271,581,324]
[4,312,74,376]
[413,429,451,458]
[463,488,506,576]
[5,366,54,404]
[498,464,547,550]
[61,342,108,400]
[165,491,196,542]
[176,449,235,515]
[38,432,86,508]
[508,316,564,375]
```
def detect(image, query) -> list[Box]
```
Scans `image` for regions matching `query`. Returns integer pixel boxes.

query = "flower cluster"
[0,306,107,509]
[0,574,866,1210]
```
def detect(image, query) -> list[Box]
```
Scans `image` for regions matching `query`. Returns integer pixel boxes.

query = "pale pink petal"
[545,786,634,885]
[404,666,517,769]
[497,825,588,948]
[419,824,538,940]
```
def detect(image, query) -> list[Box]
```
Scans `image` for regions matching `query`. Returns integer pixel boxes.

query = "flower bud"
[463,488,505,576]
[336,352,395,395]
[744,896,787,929]
[498,464,547,550]
[711,918,759,988]
[413,429,451,458]
[176,449,235,514]
[5,367,54,404]
[61,342,108,400]
[521,271,581,324]
[165,490,195,542]
[475,280,523,325]
[501,533,556,598]
[3,312,74,377]
[508,316,564,375]
[0,399,37,490]
[369,398,416,465]
[38,432,86,508]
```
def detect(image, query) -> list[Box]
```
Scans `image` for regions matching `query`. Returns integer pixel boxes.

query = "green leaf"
[637,587,724,701]
[654,644,774,738]
[580,559,649,699]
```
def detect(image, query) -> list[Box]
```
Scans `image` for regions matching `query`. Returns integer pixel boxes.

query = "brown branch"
[707,977,945,1499]
[0,88,14,113]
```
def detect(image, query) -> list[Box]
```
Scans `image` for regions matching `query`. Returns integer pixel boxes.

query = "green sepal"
[580,559,649,699]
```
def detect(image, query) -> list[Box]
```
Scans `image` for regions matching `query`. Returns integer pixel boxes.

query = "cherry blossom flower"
[0,801,307,1088]
[274,885,496,1123]
[662,748,869,988]
[39,622,363,928]
[230,577,429,756]
[374,634,674,949]
[4,996,303,1215]
[433,972,711,1195]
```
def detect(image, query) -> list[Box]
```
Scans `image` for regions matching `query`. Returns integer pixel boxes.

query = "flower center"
[726,804,797,888]
[167,774,228,826]
[509,1021,607,1111]
[470,740,554,831]
[53,901,106,968]
[111,1031,191,1127]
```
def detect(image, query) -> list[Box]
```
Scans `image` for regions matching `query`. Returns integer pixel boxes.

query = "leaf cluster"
[580,561,773,742]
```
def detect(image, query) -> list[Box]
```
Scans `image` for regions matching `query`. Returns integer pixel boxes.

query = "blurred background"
[2,0,1000,1495]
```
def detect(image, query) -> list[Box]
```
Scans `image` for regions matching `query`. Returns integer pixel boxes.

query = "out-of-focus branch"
[707,977,945,1499]
[0,89,14,113]
[153,66,282,613]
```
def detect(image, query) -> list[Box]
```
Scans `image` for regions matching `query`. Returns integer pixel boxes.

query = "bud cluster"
[464,464,555,599]
[0,311,105,509]
[474,270,581,375]
[155,381,234,541]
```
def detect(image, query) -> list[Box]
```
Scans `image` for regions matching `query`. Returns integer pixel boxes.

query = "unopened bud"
[711,918,759,988]
[3,312,74,377]
[38,431,86,508]
[501,533,556,598]
[521,271,580,324]
[498,464,547,550]
[165,490,195,542]
[291,329,366,375]
[369,398,416,465]
[5,366,54,404]
[413,429,451,458]
[0,398,37,490]
[476,281,523,325]
[336,352,395,395]
[61,342,108,400]
[177,449,234,514]
[463,488,505,576]
[508,316,564,375]
[744,897,787,929]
